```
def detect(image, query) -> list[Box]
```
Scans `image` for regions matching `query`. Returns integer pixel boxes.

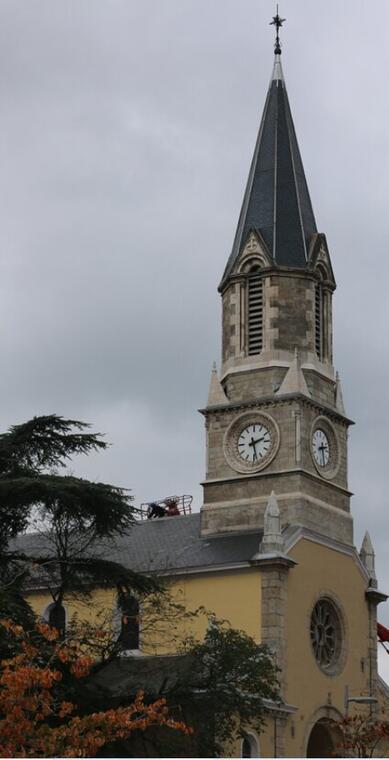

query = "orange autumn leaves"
[336,714,389,758]
[0,620,191,758]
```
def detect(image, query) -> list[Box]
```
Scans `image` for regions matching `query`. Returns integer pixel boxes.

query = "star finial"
[270,5,286,55]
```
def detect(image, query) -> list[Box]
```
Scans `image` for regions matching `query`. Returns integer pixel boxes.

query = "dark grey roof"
[90,653,197,699]
[14,513,262,581]
[221,55,317,285]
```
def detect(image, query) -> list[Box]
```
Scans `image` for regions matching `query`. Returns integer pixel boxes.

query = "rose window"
[310,599,341,671]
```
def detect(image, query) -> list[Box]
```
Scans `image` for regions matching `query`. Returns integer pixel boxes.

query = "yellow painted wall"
[170,568,261,643]
[284,538,371,757]
[28,587,117,628]
[27,567,261,650]
[26,542,375,758]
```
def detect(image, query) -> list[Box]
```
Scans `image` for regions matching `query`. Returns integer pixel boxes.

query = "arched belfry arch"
[304,706,343,758]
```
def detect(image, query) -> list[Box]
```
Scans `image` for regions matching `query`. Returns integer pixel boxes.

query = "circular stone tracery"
[310,599,342,672]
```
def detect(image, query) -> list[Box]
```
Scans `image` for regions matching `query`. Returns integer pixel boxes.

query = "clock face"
[237,424,271,463]
[224,412,280,474]
[312,429,330,467]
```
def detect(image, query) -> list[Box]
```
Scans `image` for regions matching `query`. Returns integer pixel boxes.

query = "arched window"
[118,594,140,652]
[247,267,264,356]
[43,602,66,636]
[241,732,260,758]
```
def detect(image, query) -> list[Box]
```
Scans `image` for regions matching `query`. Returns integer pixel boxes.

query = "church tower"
[200,18,352,546]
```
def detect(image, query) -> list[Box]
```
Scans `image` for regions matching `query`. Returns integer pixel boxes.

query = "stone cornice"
[201,467,353,498]
[199,391,354,427]
[263,698,299,716]
[221,356,335,384]
[24,560,257,592]
[284,525,368,581]
[218,264,336,295]
[366,587,388,605]
[250,552,297,570]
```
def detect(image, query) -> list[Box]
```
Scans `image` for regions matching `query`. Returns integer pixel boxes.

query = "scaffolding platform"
[137,494,193,520]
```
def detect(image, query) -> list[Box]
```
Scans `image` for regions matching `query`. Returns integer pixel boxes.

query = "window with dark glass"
[118,594,140,651]
[241,733,259,758]
[46,602,66,636]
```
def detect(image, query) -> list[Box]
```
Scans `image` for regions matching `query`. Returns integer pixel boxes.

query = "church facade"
[195,33,388,756]
[24,20,389,760]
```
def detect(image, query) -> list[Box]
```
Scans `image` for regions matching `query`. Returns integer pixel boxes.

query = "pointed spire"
[276,348,311,397]
[220,20,317,288]
[261,491,283,552]
[207,362,228,406]
[360,531,377,585]
[335,372,346,415]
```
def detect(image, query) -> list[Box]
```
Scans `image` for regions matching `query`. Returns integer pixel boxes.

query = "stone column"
[251,493,297,694]
[360,532,388,715]
[259,559,294,694]
[365,587,386,715]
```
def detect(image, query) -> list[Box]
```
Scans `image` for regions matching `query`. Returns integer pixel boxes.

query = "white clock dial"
[237,424,271,463]
[312,429,330,467]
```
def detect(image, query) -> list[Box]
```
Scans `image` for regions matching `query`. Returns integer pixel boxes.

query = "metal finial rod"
[270,4,286,55]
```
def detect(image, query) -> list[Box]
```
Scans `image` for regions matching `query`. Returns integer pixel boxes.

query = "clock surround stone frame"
[223,410,280,474]
[310,416,340,480]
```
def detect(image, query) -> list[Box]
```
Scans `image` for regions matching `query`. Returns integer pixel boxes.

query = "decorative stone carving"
[207,362,228,407]
[359,531,376,584]
[261,491,283,552]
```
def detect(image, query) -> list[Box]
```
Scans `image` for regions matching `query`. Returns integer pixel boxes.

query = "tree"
[179,619,280,757]
[0,619,191,758]
[90,618,280,758]
[0,415,158,651]
[335,714,389,758]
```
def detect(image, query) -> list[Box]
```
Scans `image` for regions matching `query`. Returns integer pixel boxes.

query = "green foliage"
[0,415,106,475]
[179,618,279,756]
[0,414,159,650]
[113,618,280,758]
[0,416,134,546]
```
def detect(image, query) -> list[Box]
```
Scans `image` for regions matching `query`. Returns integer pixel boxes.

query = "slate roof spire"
[221,13,317,286]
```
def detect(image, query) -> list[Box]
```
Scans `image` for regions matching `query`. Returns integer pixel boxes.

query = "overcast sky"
[1,0,389,674]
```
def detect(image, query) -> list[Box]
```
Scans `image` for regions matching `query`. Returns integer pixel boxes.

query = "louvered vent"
[248,275,263,355]
[315,283,322,359]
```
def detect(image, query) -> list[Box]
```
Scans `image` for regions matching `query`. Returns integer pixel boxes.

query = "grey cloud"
[1,0,389,655]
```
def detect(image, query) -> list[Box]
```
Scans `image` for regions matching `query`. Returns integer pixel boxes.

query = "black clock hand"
[250,436,264,446]
[250,437,258,460]
[318,443,328,466]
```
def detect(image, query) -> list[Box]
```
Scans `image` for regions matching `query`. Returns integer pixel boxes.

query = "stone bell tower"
[200,43,353,546]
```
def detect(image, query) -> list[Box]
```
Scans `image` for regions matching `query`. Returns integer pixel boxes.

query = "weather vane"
[270,5,286,55]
